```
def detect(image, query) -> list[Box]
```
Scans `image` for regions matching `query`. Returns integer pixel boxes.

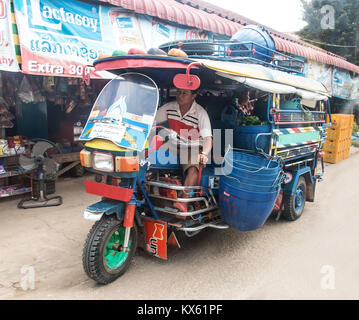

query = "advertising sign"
[138,15,212,50]
[332,68,353,100]
[306,60,332,95]
[13,0,213,77]
[0,0,20,72]
[350,77,359,101]
[13,0,146,77]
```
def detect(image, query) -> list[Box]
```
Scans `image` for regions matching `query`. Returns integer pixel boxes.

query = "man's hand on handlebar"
[198,152,209,165]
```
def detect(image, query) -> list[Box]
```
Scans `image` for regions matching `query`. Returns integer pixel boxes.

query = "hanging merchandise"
[0,139,9,156]
[57,78,68,93]
[54,96,64,106]
[17,76,35,103]
[65,100,76,114]
[31,78,45,103]
[43,77,55,92]
[3,74,17,107]
[67,78,79,86]
[0,96,14,128]
[79,82,86,100]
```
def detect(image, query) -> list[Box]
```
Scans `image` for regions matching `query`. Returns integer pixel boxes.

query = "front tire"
[282,176,307,221]
[82,215,137,284]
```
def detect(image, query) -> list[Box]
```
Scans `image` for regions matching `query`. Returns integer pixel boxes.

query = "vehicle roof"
[93,55,330,98]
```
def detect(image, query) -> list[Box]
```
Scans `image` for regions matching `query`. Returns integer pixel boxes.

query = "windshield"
[80,73,159,151]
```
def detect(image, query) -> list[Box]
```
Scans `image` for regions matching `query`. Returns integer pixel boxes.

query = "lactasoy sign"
[27,0,102,41]
[13,0,125,77]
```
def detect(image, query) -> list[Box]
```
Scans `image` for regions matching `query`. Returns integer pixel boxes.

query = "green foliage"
[353,121,359,135]
[238,116,267,126]
[297,0,359,65]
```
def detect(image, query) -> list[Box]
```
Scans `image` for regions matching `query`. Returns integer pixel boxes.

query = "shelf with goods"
[324,114,354,164]
[0,183,31,198]
[0,152,32,200]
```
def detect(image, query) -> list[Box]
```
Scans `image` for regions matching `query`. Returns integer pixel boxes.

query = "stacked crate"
[324,114,354,163]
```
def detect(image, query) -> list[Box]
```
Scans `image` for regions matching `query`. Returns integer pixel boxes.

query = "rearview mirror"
[173,73,200,91]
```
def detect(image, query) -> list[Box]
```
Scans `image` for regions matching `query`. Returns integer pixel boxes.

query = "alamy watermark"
[320,5,335,30]
[20,266,35,291]
[320,265,335,290]
[147,128,234,176]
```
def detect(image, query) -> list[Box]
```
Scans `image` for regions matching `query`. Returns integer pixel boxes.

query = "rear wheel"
[282,176,307,221]
[82,215,137,284]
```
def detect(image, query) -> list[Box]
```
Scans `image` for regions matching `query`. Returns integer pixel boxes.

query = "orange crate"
[324,150,342,164]
[323,138,347,153]
[349,115,354,128]
[327,114,342,128]
[327,114,354,129]
[327,127,351,140]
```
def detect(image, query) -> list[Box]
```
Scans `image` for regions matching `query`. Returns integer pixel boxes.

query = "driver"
[155,88,213,212]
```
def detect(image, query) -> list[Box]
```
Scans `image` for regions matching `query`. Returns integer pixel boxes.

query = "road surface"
[0,148,358,300]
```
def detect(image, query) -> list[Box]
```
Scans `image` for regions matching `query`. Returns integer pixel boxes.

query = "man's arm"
[202,136,213,156]
[199,136,213,164]
[154,104,168,125]
[198,107,213,164]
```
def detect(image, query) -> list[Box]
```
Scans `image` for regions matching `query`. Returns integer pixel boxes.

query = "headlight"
[92,152,114,172]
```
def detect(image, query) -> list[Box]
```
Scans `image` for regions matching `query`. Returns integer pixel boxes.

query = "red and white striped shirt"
[155,100,212,140]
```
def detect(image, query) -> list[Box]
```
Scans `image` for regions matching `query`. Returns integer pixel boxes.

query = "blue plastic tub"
[219,178,279,231]
[223,151,281,182]
[233,124,271,153]
[221,175,280,193]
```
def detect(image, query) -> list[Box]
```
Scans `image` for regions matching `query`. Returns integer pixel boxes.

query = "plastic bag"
[17,76,35,103]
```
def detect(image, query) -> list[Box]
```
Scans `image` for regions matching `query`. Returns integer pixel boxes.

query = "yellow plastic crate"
[324,150,342,164]
[327,114,355,129]
[341,115,354,129]
[323,138,349,153]
[327,127,352,140]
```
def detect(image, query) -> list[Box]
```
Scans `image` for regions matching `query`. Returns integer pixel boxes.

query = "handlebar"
[151,125,202,148]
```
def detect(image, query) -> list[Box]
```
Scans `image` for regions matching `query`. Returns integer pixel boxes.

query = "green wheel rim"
[104,227,131,270]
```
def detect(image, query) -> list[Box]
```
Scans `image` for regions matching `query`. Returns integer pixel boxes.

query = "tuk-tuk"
[79,38,331,284]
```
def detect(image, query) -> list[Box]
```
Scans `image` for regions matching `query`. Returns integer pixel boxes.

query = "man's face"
[176,89,196,107]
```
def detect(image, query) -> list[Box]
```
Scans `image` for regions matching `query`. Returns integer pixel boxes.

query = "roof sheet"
[97,0,359,74]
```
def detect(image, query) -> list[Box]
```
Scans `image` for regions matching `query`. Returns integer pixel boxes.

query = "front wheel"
[282,176,307,221]
[82,215,137,284]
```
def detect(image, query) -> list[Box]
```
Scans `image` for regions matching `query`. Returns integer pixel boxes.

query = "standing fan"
[18,140,62,209]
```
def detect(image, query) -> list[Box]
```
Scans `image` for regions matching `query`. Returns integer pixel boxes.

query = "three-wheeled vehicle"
[79,35,331,284]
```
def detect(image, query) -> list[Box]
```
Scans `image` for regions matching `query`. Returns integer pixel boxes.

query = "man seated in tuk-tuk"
[155,88,213,212]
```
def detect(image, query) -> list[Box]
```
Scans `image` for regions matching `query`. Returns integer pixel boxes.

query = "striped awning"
[96,0,359,74]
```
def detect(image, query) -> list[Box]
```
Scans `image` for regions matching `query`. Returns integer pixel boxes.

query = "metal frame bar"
[154,205,218,217]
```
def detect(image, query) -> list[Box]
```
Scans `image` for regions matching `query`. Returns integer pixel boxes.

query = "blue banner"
[26,0,102,42]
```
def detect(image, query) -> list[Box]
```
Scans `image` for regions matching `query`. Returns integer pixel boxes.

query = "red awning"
[98,0,240,36]
[97,0,359,74]
[273,36,359,73]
